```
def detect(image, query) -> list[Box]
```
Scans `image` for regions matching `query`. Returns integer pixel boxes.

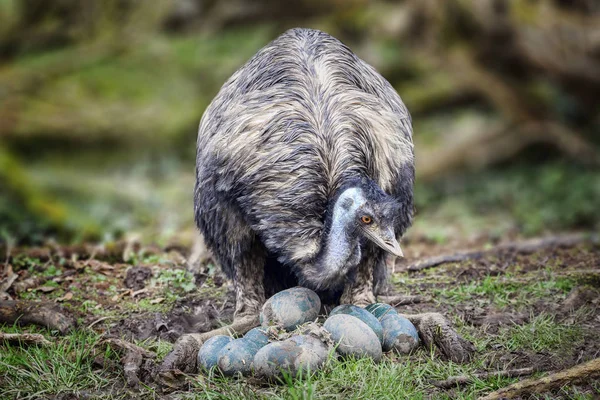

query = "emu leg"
[232,251,266,319]
[157,249,265,386]
[340,251,376,306]
[400,312,475,363]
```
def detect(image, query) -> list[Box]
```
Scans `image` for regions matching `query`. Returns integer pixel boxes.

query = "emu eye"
[361,215,372,224]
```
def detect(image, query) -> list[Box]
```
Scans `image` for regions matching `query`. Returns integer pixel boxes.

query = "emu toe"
[402,312,476,363]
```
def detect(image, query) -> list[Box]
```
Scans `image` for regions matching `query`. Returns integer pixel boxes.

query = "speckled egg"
[260,287,321,331]
[380,313,419,354]
[364,303,397,320]
[216,338,260,376]
[244,327,270,348]
[323,314,382,361]
[197,335,234,371]
[253,335,329,379]
[330,304,384,344]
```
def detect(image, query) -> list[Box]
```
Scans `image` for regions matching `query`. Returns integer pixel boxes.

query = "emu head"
[301,177,403,291]
[333,179,403,259]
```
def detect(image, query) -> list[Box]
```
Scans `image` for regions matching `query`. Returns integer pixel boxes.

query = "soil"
[1,234,599,397]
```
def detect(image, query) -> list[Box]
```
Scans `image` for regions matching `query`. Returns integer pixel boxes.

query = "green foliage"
[415,163,600,237]
[154,268,196,293]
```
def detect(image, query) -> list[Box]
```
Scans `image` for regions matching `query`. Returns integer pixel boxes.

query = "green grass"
[498,314,584,353]
[0,325,180,399]
[428,273,575,310]
[184,353,519,400]
[1,327,593,400]
[0,327,115,399]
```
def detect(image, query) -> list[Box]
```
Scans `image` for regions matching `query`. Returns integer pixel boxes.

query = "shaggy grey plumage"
[194,28,414,317]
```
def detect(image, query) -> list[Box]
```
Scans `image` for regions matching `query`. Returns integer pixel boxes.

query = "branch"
[479,358,600,400]
[378,294,431,306]
[0,300,74,333]
[431,367,536,389]
[405,233,598,272]
[100,338,156,388]
[0,332,51,346]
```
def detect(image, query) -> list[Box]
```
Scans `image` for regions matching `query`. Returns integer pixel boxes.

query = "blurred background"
[1,0,599,248]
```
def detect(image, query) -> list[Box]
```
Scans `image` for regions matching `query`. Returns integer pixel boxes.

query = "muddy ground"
[1,233,599,399]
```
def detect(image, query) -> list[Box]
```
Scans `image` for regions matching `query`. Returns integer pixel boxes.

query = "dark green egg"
[197,335,234,371]
[260,287,321,331]
[323,314,382,361]
[330,304,384,343]
[216,338,260,376]
[244,327,270,348]
[380,313,419,353]
[253,335,328,379]
[364,303,397,319]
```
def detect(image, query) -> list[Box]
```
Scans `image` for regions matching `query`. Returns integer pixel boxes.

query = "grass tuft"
[0,328,113,399]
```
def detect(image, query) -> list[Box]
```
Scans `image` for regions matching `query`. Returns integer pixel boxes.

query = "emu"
[192,28,473,361]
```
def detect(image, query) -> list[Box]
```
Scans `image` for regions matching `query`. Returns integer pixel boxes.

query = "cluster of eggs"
[197,287,419,378]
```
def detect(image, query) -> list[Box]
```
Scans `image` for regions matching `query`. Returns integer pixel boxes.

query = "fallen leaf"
[111,289,132,302]
[131,288,148,298]
[0,271,18,293]
[36,286,56,293]
[56,292,74,302]
[150,297,165,304]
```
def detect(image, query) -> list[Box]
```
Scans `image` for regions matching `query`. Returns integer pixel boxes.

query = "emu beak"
[361,226,404,258]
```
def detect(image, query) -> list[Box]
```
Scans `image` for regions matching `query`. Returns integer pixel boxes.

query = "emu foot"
[156,314,259,388]
[401,312,475,363]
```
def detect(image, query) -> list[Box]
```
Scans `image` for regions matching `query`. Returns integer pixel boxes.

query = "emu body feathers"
[194,28,414,309]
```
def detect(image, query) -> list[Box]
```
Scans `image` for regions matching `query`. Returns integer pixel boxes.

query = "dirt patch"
[124,266,153,290]
[108,295,235,342]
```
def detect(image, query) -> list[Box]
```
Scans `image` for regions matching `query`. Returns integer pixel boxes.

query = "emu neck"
[321,205,356,270]
[312,188,364,287]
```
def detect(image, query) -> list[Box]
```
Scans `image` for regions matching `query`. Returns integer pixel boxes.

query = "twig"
[101,337,157,388]
[0,300,74,333]
[88,316,113,329]
[406,252,483,272]
[0,265,18,294]
[478,358,600,400]
[378,294,430,306]
[431,367,536,389]
[100,338,156,358]
[3,238,12,269]
[405,233,598,272]
[0,332,51,346]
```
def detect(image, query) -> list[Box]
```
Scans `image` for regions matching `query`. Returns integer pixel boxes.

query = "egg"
[244,327,270,348]
[253,335,329,379]
[197,335,234,371]
[216,338,260,376]
[323,314,382,361]
[329,304,384,343]
[364,303,397,319]
[380,313,419,354]
[260,287,321,331]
